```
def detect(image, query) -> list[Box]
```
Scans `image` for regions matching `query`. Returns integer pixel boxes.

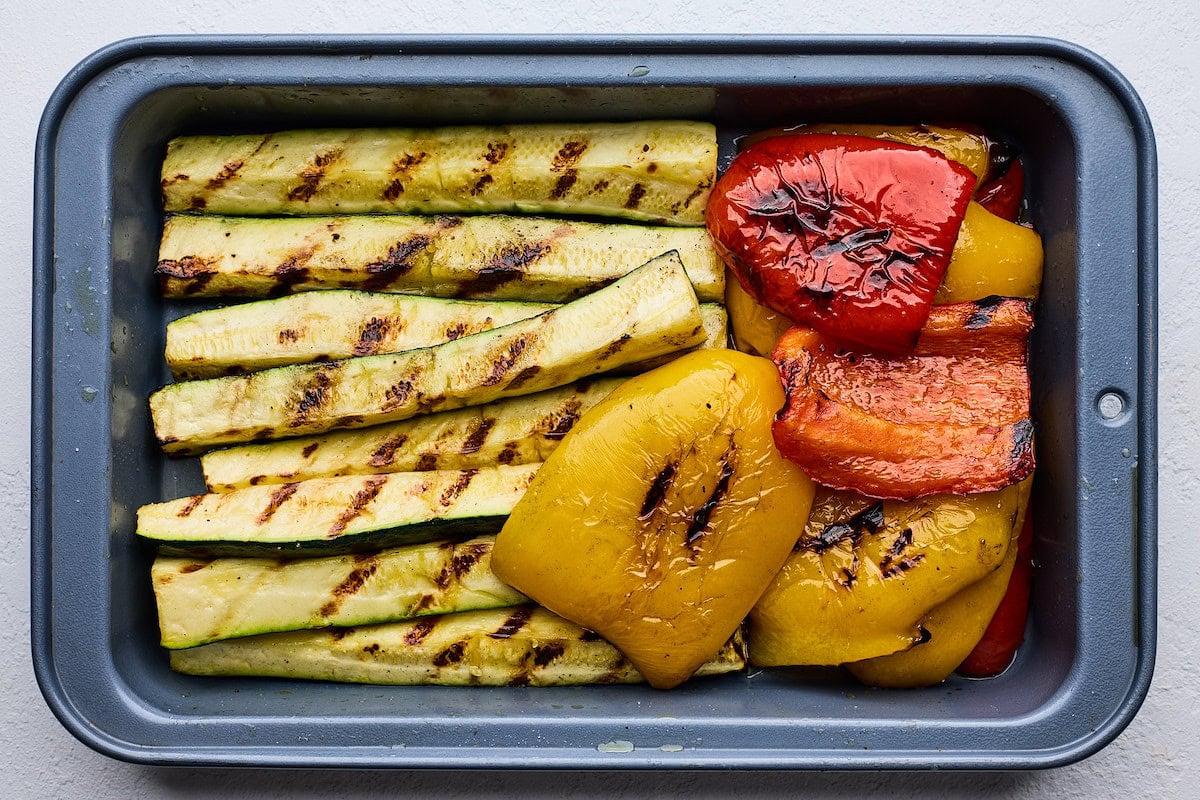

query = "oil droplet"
[658,743,683,752]
[628,66,650,77]
[597,740,635,753]
[81,386,98,402]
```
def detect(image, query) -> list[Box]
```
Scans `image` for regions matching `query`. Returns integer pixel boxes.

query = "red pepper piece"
[707,134,976,355]
[976,158,1026,223]
[771,298,1035,499]
[958,509,1034,677]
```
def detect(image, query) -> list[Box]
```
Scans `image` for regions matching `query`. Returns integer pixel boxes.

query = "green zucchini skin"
[160,122,716,225]
[169,606,747,686]
[150,251,706,454]
[166,291,553,380]
[152,536,527,649]
[136,464,539,557]
[167,290,726,382]
[156,214,724,301]
[200,379,623,492]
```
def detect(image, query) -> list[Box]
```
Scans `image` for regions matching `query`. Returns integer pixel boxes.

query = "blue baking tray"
[30,35,1156,769]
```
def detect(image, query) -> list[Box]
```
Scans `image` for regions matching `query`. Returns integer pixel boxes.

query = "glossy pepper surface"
[844,479,1030,687]
[937,201,1043,303]
[771,298,1035,499]
[490,350,816,689]
[707,134,976,355]
[748,483,1022,667]
[958,505,1035,677]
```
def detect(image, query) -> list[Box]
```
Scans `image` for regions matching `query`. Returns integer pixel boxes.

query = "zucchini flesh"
[136,464,539,557]
[200,379,623,491]
[155,214,724,301]
[152,536,526,649]
[166,291,552,380]
[150,251,705,454]
[160,122,716,225]
[617,302,728,372]
[168,606,747,686]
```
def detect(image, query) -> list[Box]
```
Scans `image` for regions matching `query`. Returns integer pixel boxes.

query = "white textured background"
[4,0,1195,795]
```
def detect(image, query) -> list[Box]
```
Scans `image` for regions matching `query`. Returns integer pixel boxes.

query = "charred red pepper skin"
[976,159,1026,223]
[958,510,1035,677]
[707,134,976,355]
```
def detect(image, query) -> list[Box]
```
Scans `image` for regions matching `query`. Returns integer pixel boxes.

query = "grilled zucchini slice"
[150,251,705,454]
[168,606,746,686]
[156,214,724,301]
[166,291,553,380]
[136,464,539,557]
[152,536,527,649]
[200,379,623,491]
[160,122,716,225]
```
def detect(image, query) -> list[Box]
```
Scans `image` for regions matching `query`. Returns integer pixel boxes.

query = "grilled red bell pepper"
[706,134,976,355]
[976,158,1026,223]
[958,509,1035,677]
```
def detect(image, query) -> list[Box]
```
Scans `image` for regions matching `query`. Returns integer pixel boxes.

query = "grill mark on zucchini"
[381,152,429,201]
[368,433,409,467]
[470,174,494,196]
[482,337,529,387]
[318,553,379,617]
[290,366,339,427]
[278,328,301,344]
[178,561,209,574]
[438,469,478,507]
[624,183,647,210]
[497,442,520,464]
[287,148,343,202]
[457,241,553,297]
[433,639,467,667]
[505,366,542,391]
[176,495,204,518]
[549,140,588,199]
[488,606,533,639]
[672,177,713,213]
[156,255,215,280]
[482,141,509,164]
[257,482,300,525]
[533,642,566,668]
[542,401,582,440]
[415,453,439,471]
[301,442,320,459]
[382,378,415,412]
[352,317,392,357]
[460,418,496,454]
[327,476,388,537]
[205,159,244,191]
[403,617,436,645]
[433,540,490,589]
[591,179,609,194]
[362,233,433,291]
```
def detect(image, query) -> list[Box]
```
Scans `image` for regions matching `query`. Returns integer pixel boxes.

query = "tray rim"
[30,33,1158,770]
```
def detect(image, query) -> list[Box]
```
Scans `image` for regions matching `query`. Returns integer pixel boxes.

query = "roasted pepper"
[771,299,1035,499]
[748,483,1022,667]
[491,350,816,689]
[844,479,1031,687]
[957,504,1035,677]
[707,134,976,355]
[976,158,1026,223]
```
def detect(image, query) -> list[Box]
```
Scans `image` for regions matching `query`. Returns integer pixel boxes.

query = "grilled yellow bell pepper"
[491,350,816,689]
[747,483,1022,667]
[844,480,1032,687]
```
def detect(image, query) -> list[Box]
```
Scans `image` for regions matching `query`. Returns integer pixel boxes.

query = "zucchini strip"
[152,536,527,649]
[200,379,623,492]
[150,251,705,454]
[136,464,539,557]
[169,606,747,686]
[166,291,553,380]
[160,122,716,225]
[168,291,727,381]
[156,214,724,301]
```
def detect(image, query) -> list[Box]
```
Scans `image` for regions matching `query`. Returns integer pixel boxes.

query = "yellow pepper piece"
[844,479,1032,687]
[491,350,816,689]
[937,202,1044,303]
[748,483,1021,667]
[724,270,794,357]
